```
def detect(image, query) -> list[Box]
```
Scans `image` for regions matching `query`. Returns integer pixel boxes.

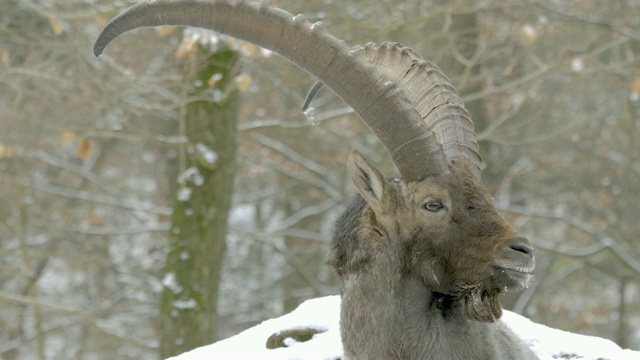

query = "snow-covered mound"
[168,296,639,360]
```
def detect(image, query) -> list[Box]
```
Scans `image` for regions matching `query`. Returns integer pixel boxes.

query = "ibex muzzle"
[94,1,538,359]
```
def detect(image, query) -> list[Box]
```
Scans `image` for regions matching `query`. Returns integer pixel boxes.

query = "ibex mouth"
[500,264,535,274]
[493,255,535,275]
[492,260,535,292]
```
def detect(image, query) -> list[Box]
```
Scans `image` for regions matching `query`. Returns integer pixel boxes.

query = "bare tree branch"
[251,134,342,200]
[529,0,640,41]
[15,178,172,216]
[0,292,157,350]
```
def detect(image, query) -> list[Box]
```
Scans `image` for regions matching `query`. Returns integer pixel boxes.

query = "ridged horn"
[304,42,482,179]
[94,0,450,181]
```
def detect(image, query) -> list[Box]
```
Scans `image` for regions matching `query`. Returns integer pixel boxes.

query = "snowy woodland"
[1,0,640,359]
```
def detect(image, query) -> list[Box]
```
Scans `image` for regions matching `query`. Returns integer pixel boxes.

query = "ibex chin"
[95,1,538,359]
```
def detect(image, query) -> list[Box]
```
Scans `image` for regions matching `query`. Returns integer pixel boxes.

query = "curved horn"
[304,42,482,179]
[357,42,482,179]
[94,0,449,181]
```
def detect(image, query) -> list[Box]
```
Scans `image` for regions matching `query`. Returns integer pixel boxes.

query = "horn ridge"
[356,42,482,179]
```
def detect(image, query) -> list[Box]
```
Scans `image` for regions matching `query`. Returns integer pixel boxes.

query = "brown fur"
[327,152,537,360]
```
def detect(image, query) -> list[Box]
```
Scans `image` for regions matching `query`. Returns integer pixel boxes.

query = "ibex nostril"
[508,238,534,258]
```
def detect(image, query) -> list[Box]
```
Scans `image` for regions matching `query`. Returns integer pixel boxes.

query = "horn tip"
[93,44,104,57]
[93,31,110,57]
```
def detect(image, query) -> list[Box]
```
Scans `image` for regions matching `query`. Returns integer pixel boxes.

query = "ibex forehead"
[402,179,452,207]
[398,166,501,223]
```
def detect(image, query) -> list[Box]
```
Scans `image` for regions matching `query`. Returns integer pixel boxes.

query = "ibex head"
[94,0,534,340]
[330,151,534,323]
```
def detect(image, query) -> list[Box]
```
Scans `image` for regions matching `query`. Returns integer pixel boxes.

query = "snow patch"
[177,187,192,202]
[283,337,297,347]
[196,142,218,164]
[178,167,204,186]
[303,107,317,125]
[161,272,182,294]
[173,299,198,310]
[167,296,341,360]
[167,296,640,360]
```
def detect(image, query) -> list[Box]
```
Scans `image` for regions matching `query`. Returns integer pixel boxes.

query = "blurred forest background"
[1,0,639,359]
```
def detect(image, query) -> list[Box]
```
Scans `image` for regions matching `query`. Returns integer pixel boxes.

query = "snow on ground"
[168,296,640,360]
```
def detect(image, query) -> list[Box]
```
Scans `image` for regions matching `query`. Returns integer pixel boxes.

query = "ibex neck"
[339,272,536,360]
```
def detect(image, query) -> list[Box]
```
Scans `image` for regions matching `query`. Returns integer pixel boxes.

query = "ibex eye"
[422,200,444,212]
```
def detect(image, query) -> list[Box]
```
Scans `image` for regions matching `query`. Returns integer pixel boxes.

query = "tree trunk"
[160,43,239,358]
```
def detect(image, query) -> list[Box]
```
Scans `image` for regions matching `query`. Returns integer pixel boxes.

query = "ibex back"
[94,1,538,359]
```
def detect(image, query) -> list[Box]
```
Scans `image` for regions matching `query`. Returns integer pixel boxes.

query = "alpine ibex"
[94,1,538,359]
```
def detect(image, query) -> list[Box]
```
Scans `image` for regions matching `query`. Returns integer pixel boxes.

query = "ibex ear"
[347,150,389,214]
